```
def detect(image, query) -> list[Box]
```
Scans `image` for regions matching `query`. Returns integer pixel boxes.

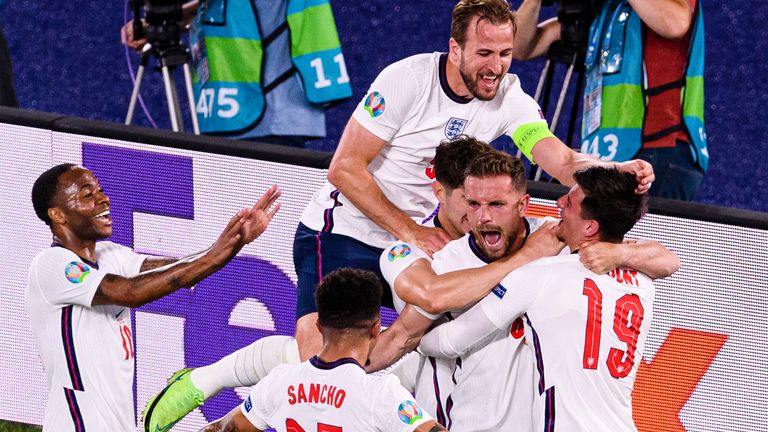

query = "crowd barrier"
[0,107,765,431]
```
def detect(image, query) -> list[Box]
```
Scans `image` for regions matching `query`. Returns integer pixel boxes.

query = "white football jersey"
[300,52,551,248]
[26,241,147,431]
[477,255,655,431]
[412,217,553,431]
[241,357,433,432]
[379,213,440,320]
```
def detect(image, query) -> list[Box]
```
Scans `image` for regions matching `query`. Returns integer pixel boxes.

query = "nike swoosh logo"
[154,423,175,432]
[115,308,125,319]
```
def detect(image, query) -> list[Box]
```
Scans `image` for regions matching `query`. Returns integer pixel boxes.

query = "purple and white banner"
[1,122,767,431]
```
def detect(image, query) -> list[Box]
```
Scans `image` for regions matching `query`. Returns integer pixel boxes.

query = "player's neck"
[316,339,369,367]
[445,58,472,99]
[437,211,464,240]
[509,218,529,256]
[52,232,97,263]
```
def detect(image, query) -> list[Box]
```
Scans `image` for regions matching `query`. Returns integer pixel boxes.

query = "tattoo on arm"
[167,274,183,290]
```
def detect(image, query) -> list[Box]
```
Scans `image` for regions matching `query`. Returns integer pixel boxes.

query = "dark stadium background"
[4,0,766,212]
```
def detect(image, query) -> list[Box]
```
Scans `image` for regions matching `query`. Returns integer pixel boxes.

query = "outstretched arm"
[531,137,655,193]
[93,186,281,307]
[578,239,680,279]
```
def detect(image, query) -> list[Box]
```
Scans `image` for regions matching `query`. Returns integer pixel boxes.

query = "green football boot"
[142,368,205,432]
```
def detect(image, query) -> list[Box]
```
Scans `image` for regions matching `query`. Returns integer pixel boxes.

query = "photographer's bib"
[190,0,352,134]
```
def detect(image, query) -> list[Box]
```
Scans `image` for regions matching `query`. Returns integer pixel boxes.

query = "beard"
[459,57,499,101]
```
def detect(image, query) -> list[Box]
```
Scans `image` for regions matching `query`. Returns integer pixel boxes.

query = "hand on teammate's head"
[616,159,655,194]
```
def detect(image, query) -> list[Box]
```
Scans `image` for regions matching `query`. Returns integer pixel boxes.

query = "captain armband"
[511,121,555,165]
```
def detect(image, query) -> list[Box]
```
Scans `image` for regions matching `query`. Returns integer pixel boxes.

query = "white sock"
[190,335,300,399]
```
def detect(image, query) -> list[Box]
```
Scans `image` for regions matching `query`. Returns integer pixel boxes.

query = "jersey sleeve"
[351,59,422,142]
[108,242,148,277]
[500,78,555,164]
[32,250,108,308]
[374,375,433,431]
[418,264,548,358]
[480,264,548,329]
[380,242,440,319]
[240,369,278,430]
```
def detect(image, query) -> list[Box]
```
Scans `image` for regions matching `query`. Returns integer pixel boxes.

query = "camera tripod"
[523,40,586,181]
[125,42,200,135]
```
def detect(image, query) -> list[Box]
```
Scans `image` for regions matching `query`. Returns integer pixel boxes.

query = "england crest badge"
[444,117,468,139]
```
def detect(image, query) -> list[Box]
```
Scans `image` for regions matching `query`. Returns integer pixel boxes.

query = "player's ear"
[432,181,445,203]
[518,193,530,216]
[448,37,461,63]
[48,207,66,225]
[585,219,600,238]
[370,318,381,339]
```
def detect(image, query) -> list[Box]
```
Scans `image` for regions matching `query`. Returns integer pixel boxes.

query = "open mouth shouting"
[478,226,507,258]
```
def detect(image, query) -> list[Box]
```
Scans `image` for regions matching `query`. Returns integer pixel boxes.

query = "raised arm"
[328,118,450,255]
[93,186,280,307]
[578,239,680,279]
[628,0,693,39]
[513,0,561,60]
[531,137,655,193]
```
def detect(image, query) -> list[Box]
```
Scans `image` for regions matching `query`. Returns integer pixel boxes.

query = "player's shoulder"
[433,233,472,259]
[385,52,437,71]
[497,73,538,105]
[95,240,127,253]
[498,73,526,96]
[381,242,429,264]
[525,216,558,233]
[526,253,581,270]
[378,52,436,82]
[31,245,78,267]
[363,373,408,398]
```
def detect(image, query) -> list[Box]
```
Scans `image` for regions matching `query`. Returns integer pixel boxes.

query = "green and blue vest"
[189,0,352,135]
[581,0,708,172]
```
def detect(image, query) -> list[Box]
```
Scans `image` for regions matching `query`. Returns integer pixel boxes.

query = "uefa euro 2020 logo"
[363,92,386,118]
[65,261,91,284]
[398,400,424,425]
[387,244,412,262]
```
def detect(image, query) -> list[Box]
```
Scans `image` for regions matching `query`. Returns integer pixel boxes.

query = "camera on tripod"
[131,0,184,60]
[125,0,200,134]
[541,0,602,63]
[526,0,604,180]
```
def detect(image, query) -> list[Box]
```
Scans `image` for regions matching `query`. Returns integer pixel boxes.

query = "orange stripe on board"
[633,328,728,432]
[525,203,559,219]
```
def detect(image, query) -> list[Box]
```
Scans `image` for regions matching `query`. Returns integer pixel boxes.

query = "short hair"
[574,166,648,242]
[315,268,382,330]
[434,135,494,189]
[451,0,518,47]
[464,150,526,192]
[32,163,76,226]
